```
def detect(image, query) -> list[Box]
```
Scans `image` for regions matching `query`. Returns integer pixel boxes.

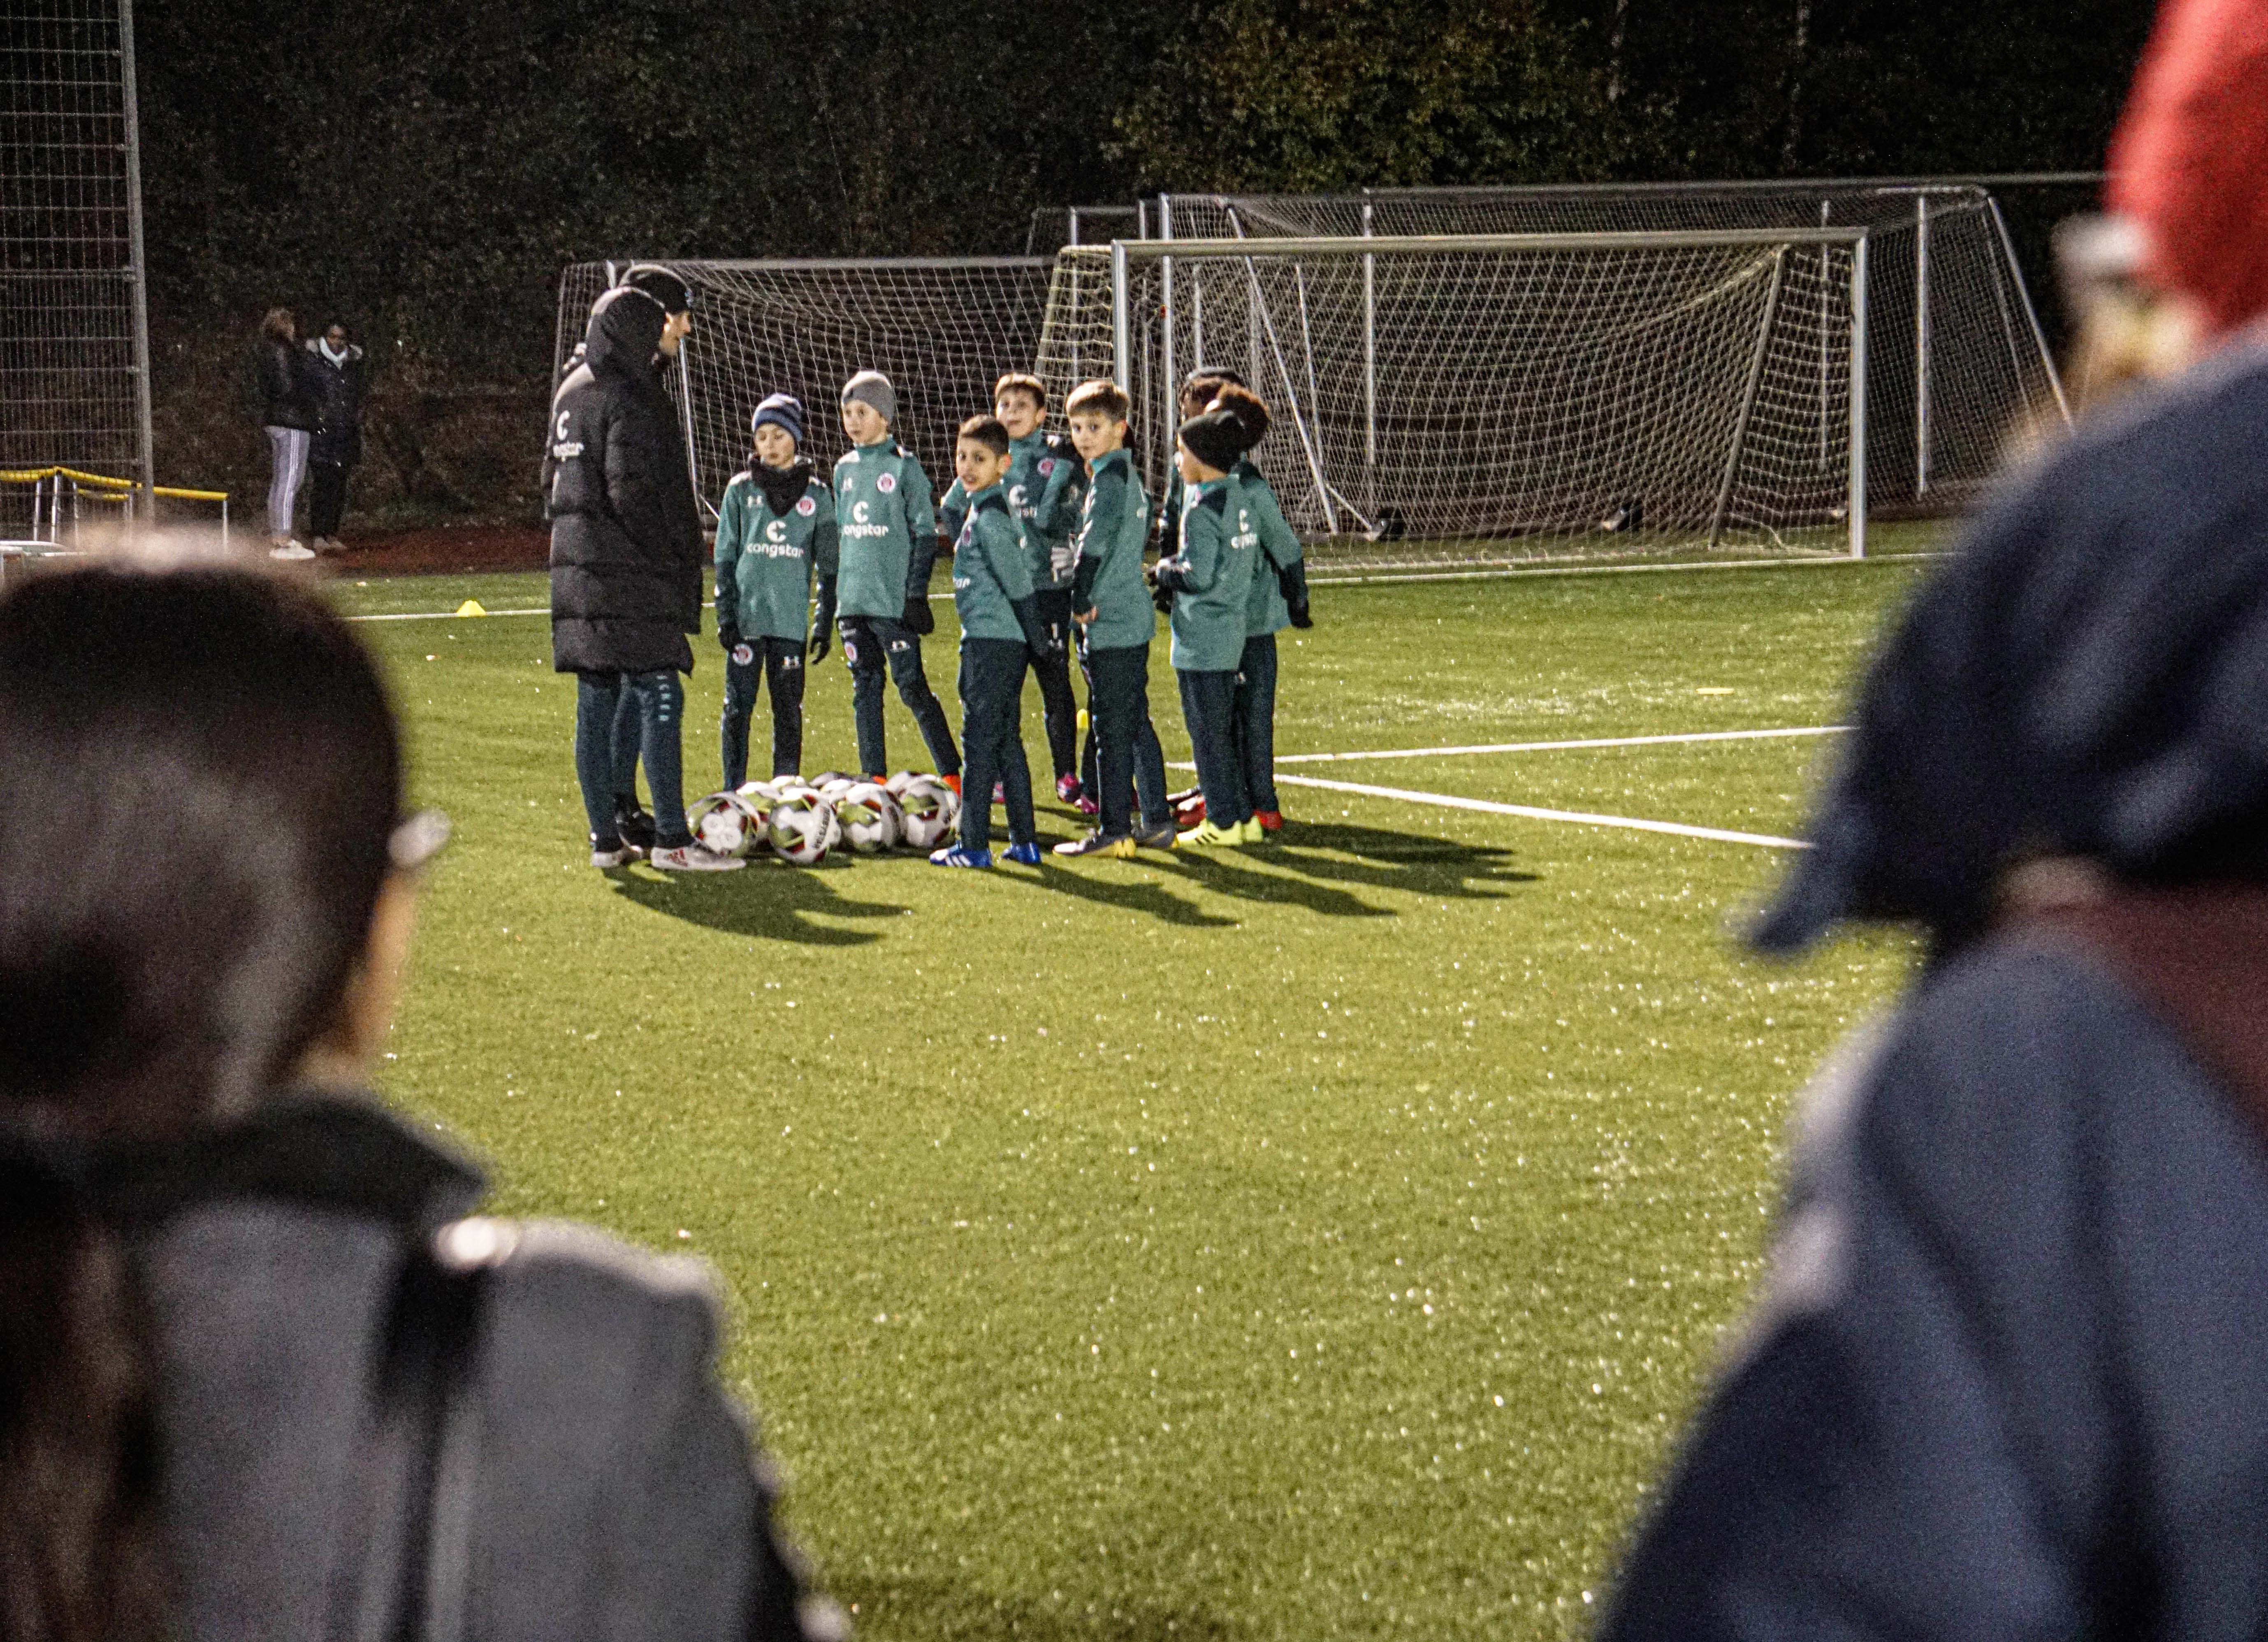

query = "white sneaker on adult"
[269,540,315,561]
[591,844,636,868]
[649,842,745,872]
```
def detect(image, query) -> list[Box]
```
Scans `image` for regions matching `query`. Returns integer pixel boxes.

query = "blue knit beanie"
[751,393,805,448]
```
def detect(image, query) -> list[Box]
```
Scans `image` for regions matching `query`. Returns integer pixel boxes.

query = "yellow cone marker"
[455,599,488,618]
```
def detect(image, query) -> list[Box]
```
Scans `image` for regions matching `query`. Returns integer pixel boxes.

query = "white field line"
[341,549,1942,622]
[1273,725,1847,764]
[1269,772,1811,850]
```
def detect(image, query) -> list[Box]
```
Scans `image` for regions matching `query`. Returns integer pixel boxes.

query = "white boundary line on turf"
[340,549,1945,622]
[1273,725,1848,764]
[1268,773,1811,850]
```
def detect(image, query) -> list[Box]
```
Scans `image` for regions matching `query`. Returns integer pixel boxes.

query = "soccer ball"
[836,782,904,853]
[883,770,923,799]
[897,776,958,850]
[737,778,783,808]
[686,791,763,858]
[767,792,840,865]
[809,770,857,793]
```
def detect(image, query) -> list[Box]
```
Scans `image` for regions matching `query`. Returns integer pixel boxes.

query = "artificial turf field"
[338,536,1939,1642]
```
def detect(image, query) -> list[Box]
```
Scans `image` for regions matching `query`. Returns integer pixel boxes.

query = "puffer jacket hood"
[584,286,668,384]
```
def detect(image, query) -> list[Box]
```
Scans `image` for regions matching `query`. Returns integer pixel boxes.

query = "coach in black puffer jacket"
[545,287,704,676]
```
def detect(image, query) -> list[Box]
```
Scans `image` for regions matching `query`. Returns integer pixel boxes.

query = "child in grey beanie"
[841,370,896,427]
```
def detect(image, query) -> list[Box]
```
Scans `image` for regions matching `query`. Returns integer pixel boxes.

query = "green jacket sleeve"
[1171,493,1224,595]
[903,454,940,600]
[1248,477,1302,569]
[1071,465,1123,614]
[712,479,746,632]
[937,477,969,554]
[984,510,1037,605]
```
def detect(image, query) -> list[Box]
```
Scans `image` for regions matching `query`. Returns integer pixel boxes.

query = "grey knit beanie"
[840,370,896,427]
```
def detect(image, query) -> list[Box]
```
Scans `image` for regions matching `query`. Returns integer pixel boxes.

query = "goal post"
[1051,228,1873,565]
[1,0,159,538]
[1159,181,2065,519]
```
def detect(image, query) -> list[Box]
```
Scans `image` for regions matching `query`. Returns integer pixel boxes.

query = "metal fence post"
[1850,234,1869,559]
[1915,193,1931,498]
[120,0,157,527]
[1362,195,1377,505]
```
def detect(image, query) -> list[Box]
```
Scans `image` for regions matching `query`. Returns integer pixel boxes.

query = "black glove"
[1278,559,1313,629]
[1151,581,1177,615]
[1013,594,1064,660]
[901,596,935,636]
[809,579,837,660]
[717,622,743,653]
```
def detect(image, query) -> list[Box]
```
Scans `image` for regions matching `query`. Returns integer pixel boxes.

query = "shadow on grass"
[990,813,1535,923]
[603,861,907,946]
[833,1577,1233,1642]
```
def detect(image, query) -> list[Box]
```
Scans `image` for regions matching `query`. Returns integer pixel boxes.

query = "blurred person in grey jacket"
[1604,2,2268,1635]
[0,562,833,1642]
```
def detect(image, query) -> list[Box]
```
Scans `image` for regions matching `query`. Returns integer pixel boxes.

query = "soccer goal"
[0,0,159,540]
[1156,183,2066,519]
[555,259,1054,517]
[1039,229,1874,563]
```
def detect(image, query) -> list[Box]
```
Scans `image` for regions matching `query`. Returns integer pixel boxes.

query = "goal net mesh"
[1160,184,2059,521]
[1039,236,1860,565]
[1,0,149,536]
[555,260,1053,518]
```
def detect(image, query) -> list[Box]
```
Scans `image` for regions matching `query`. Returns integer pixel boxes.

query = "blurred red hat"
[2108,0,2268,335]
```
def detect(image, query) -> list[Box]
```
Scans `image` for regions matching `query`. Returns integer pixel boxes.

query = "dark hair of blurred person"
[0,563,827,1642]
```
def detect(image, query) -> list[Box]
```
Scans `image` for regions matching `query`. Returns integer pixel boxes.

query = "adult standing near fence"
[304,322,365,554]
[255,307,317,560]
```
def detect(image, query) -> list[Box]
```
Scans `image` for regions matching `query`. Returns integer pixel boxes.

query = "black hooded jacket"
[304,339,366,467]
[545,290,705,675]
[256,333,317,431]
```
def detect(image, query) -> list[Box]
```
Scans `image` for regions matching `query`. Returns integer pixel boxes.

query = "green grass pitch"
[339,540,1935,1641]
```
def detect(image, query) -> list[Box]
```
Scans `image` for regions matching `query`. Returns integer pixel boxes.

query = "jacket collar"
[0,1089,483,1236]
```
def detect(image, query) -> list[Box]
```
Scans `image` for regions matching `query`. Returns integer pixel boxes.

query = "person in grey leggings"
[254,307,316,559]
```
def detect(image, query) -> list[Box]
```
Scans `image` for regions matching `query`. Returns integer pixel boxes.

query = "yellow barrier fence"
[0,465,231,551]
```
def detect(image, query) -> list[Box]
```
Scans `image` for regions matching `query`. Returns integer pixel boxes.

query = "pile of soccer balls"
[684,771,960,866]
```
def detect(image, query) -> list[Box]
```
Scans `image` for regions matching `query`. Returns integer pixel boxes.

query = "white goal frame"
[1098,228,1873,558]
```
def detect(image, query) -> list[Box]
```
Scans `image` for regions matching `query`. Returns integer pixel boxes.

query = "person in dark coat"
[255,306,318,559]
[304,322,366,554]
[0,563,835,1642]
[1603,5,2268,1635]
[545,272,738,871]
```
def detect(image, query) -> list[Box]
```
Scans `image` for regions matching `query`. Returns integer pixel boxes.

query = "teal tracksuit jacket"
[1069,448,1154,652]
[713,466,837,642]
[833,438,938,619]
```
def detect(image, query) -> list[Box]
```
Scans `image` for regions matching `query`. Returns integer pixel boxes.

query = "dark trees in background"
[133,0,2149,524]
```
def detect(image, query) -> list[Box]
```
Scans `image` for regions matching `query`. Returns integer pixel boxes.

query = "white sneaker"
[649,842,745,872]
[269,540,315,561]
[591,844,636,868]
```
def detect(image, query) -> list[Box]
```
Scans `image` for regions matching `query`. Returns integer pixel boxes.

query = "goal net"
[1156,183,2064,519]
[0,0,157,538]
[1039,230,1870,565]
[554,259,1053,517]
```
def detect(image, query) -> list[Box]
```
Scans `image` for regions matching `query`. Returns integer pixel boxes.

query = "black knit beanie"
[1176,408,1249,473]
